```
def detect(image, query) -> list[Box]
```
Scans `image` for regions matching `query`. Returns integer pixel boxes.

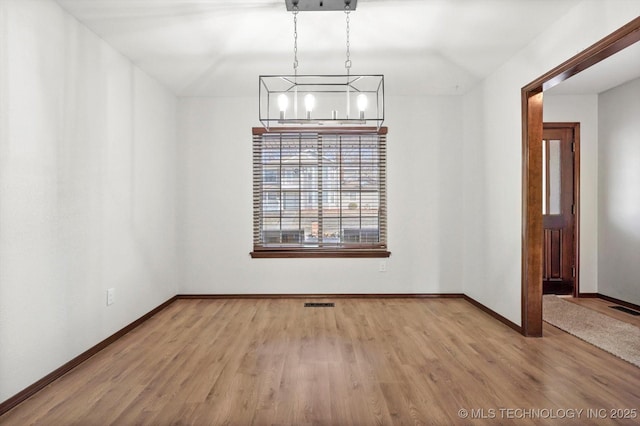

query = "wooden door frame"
[521,17,640,337]
[542,122,580,297]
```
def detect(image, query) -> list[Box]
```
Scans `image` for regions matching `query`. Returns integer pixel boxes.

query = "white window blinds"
[252,127,388,256]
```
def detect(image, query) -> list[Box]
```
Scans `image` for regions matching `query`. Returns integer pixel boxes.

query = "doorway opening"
[521,17,640,337]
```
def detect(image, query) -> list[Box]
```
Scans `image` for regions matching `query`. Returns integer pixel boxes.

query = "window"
[251,127,390,258]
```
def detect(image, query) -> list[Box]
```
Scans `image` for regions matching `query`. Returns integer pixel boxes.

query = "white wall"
[177,95,464,294]
[598,77,640,306]
[461,0,640,325]
[0,0,178,401]
[543,94,599,293]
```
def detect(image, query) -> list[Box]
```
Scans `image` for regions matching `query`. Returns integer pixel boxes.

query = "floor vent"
[610,305,640,316]
[304,302,335,308]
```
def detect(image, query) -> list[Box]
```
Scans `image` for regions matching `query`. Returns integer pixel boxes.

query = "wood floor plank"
[564,296,640,328]
[2,298,639,425]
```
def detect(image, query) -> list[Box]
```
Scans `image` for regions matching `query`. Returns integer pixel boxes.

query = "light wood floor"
[563,297,640,328]
[2,298,639,425]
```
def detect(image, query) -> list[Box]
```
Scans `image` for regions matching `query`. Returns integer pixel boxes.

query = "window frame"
[251,126,390,258]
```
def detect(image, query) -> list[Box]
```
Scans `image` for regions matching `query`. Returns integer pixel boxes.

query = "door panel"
[544,228,562,278]
[542,126,575,295]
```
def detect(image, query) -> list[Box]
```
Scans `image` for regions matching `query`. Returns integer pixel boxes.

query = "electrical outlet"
[379,260,387,272]
[107,288,115,306]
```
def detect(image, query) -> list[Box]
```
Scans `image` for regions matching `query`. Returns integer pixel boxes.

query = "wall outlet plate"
[379,260,387,272]
[107,288,115,306]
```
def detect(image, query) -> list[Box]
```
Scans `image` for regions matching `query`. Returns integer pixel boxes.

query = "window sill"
[250,249,391,258]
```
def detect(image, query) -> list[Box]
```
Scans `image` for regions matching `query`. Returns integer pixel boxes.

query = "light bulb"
[304,94,315,119]
[304,94,315,112]
[277,94,289,112]
[278,94,288,120]
[357,94,368,112]
[357,94,368,120]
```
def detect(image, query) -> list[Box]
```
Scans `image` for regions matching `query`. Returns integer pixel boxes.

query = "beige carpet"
[543,295,640,368]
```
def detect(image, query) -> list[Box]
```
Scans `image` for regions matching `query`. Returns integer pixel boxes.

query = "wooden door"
[542,125,577,295]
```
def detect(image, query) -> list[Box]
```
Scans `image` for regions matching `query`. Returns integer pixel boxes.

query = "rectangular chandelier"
[258,74,384,129]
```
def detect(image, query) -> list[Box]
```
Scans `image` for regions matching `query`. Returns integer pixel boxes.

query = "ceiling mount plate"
[285,0,357,12]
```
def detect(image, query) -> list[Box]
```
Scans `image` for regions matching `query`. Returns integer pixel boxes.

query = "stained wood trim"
[595,294,640,313]
[250,250,391,258]
[0,296,178,416]
[542,122,581,129]
[572,125,581,298]
[463,295,522,334]
[522,17,640,93]
[521,16,640,337]
[176,293,465,299]
[522,91,544,337]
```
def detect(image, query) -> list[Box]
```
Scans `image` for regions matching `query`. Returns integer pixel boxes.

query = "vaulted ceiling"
[56,0,583,96]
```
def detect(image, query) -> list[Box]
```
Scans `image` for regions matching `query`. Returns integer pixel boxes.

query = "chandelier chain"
[345,4,351,74]
[293,5,299,75]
